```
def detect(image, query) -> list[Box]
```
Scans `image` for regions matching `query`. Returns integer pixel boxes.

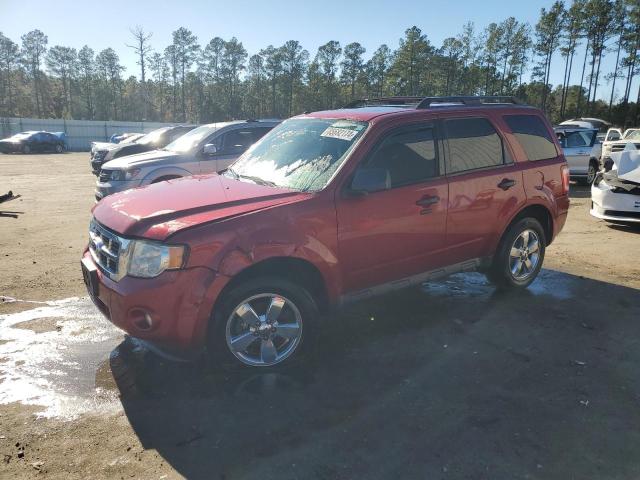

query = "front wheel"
[487,218,546,289]
[22,145,31,154]
[208,277,318,369]
[55,144,64,153]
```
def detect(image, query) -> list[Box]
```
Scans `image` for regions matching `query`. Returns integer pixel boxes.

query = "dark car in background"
[90,125,196,175]
[0,131,67,154]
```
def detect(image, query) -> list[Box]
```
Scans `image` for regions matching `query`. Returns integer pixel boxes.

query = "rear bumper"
[552,194,570,241]
[82,251,229,352]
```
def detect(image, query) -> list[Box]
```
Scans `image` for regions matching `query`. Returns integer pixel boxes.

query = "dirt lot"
[1,153,640,479]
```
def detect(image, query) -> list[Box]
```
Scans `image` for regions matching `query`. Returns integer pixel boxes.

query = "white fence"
[0,117,177,151]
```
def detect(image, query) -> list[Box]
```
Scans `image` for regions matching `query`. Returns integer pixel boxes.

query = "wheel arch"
[141,167,190,185]
[500,203,554,248]
[212,256,330,317]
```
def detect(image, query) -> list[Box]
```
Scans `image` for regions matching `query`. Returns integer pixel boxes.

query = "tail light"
[561,165,570,194]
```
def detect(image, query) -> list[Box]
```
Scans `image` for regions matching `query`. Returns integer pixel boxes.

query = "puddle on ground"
[421,270,574,300]
[0,297,125,419]
[0,269,578,421]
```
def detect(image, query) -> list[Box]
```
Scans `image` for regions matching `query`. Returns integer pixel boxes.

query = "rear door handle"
[416,195,440,207]
[497,178,516,191]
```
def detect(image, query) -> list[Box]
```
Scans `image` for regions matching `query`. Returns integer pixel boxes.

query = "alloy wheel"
[509,229,541,281]
[225,293,303,367]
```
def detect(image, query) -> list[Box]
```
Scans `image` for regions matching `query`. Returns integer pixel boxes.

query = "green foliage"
[0,10,639,127]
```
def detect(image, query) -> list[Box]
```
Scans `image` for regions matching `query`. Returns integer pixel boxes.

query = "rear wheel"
[208,276,319,369]
[55,144,63,153]
[22,145,31,154]
[487,218,546,289]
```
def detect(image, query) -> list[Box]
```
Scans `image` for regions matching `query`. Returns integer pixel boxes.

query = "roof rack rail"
[416,96,523,109]
[344,95,525,110]
[343,96,425,109]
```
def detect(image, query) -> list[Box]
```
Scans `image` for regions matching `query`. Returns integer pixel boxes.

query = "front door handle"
[416,195,440,207]
[498,178,516,191]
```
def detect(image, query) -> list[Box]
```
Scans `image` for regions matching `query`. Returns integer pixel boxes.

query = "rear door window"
[444,118,505,174]
[503,114,558,161]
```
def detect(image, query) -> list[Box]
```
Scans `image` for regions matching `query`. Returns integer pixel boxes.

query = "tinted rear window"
[445,118,504,173]
[504,115,558,161]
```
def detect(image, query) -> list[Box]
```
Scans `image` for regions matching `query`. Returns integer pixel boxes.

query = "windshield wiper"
[238,174,276,187]
[225,167,239,180]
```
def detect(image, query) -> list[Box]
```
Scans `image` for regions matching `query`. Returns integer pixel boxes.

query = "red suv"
[82,96,569,368]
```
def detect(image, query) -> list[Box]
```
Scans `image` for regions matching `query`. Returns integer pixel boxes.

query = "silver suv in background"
[90,126,196,175]
[554,127,600,185]
[95,119,279,201]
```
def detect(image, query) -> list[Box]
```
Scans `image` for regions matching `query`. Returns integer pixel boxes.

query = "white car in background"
[600,128,640,169]
[559,117,612,131]
[591,143,640,225]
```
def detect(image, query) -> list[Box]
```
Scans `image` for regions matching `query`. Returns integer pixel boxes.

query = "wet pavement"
[2,269,640,479]
[0,297,123,419]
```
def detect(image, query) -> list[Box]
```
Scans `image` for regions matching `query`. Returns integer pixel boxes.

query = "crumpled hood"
[92,174,311,240]
[101,149,179,170]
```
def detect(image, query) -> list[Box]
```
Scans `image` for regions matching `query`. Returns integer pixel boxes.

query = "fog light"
[129,308,154,331]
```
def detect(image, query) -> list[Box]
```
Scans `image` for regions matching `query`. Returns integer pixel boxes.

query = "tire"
[486,218,546,289]
[22,145,31,154]
[586,160,597,185]
[55,144,63,153]
[207,276,319,369]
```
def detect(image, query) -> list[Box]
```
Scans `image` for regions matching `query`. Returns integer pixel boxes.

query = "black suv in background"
[90,125,196,175]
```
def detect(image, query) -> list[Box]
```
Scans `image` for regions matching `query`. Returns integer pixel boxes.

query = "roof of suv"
[300,96,538,122]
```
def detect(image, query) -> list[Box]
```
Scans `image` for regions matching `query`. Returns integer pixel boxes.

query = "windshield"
[122,133,144,144]
[165,125,216,153]
[227,118,367,192]
[10,133,32,140]
[626,130,640,141]
[137,128,170,146]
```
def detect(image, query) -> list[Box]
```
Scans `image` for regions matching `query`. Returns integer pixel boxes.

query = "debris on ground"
[0,191,20,204]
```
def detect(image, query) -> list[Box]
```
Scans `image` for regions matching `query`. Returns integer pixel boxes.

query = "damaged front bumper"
[591,173,640,223]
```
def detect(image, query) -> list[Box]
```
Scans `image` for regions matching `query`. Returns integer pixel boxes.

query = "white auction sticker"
[321,126,359,141]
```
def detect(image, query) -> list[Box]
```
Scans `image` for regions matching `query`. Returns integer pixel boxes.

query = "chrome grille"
[611,143,640,152]
[88,220,129,279]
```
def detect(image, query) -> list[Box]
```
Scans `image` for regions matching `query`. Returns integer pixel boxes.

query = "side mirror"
[203,143,218,155]
[349,167,391,195]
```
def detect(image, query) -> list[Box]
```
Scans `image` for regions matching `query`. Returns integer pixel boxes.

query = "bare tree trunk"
[576,38,590,117]
[608,31,623,115]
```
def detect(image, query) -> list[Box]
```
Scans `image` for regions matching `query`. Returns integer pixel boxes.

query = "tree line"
[0,0,638,127]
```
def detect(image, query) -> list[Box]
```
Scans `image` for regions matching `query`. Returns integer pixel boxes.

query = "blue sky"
[0,0,631,102]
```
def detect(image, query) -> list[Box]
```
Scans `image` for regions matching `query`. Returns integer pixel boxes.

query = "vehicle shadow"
[108,269,640,480]
[607,223,640,234]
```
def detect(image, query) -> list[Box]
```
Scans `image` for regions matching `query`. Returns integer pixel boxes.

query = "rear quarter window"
[504,115,558,161]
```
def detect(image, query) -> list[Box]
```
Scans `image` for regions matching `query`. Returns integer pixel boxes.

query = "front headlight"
[110,168,141,181]
[127,240,186,278]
